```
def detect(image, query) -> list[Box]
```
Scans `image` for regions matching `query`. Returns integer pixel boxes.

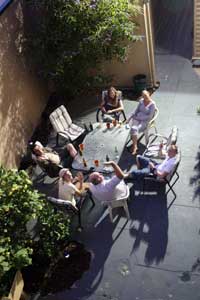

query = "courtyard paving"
[38,52,200,300]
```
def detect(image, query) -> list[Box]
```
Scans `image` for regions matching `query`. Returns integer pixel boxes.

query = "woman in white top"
[58,169,83,208]
[127,90,156,155]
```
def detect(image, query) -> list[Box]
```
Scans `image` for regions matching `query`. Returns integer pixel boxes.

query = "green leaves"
[0,166,71,296]
[24,0,141,96]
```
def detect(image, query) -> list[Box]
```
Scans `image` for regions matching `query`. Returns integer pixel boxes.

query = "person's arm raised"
[104,161,125,179]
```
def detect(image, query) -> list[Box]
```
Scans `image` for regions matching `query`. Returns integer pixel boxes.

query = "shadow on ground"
[128,188,169,266]
[190,146,200,202]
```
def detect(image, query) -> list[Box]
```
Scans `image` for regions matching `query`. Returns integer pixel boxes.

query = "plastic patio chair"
[49,105,85,146]
[143,126,178,159]
[142,106,159,145]
[47,191,95,230]
[102,185,130,222]
[126,106,159,150]
[142,150,181,208]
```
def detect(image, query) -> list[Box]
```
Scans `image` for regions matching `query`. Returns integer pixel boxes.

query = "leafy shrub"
[0,166,70,296]
[24,0,141,96]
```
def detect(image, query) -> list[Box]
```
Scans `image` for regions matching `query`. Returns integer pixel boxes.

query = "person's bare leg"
[131,135,138,155]
[66,143,77,158]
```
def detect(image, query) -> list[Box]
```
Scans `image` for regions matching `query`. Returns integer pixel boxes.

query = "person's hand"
[106,110,112,114]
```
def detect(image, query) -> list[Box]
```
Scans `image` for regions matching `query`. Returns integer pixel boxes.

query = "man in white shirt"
[126,145,178,180]
[89,161,127,202]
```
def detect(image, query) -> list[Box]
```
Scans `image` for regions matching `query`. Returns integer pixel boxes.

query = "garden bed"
[22,241,91,296]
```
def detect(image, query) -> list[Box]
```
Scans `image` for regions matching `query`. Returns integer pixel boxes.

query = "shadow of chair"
[129,191,169,265]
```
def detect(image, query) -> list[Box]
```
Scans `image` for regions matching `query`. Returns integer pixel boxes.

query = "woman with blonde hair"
[127,90,156,155]
[100,86,124,121]
[58,169,84,209]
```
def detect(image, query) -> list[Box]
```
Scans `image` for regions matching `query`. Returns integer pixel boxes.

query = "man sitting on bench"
[125,144,178,181]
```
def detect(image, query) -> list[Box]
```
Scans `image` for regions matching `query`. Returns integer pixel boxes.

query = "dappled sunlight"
[0,1,46,167]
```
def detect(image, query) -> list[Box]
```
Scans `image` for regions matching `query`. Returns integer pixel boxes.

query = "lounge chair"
[49,105,85,146]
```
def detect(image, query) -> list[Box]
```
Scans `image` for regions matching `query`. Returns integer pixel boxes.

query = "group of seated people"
[100,86,156,155]
[56,143,178,211]
[29,85,178,212]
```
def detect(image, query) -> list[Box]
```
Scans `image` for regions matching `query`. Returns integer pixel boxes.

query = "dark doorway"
[151,0,194,59]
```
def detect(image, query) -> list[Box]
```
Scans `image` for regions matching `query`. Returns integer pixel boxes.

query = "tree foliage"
[0,166,70,296]
[24,0,141,96]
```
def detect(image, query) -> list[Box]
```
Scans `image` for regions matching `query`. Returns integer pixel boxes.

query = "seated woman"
[58,168,84,209]
[100,86,124,121]
[127,90,156,155]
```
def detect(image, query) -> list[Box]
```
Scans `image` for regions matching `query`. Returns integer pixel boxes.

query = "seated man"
[125,144,178,181]
[88,161,127,202]
[30,141,77,177]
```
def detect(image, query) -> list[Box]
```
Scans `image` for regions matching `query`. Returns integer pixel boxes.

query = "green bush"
[24,0,141,96]
[0,166,70,296]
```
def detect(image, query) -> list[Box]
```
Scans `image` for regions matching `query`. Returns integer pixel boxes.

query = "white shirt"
[156,156,176,174]
[58,180,77,206]
[89,175,127,202]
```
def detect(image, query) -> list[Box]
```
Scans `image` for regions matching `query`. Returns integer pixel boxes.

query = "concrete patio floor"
[39,52,200,300]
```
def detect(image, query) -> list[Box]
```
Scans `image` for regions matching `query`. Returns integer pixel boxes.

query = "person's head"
[59,168,73,183]
[167,144,178,158]
[142,89,150,101]
[89,172,104,185]
[108,86,117,101]
[32,141,44,156]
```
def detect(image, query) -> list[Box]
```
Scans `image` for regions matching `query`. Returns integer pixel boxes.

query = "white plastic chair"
[49,105,85,145]
[143,126,178,159]
[143,106,159,145]
[104,185,130,222]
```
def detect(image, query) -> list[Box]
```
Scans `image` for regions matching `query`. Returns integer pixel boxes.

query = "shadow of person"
[129,192,168,266]
[62,213,127,300]
[190,146,200,202]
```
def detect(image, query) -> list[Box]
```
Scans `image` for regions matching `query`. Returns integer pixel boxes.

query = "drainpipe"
[143,0,157,87]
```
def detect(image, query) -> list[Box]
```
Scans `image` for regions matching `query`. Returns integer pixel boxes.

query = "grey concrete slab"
[38,52,200,300]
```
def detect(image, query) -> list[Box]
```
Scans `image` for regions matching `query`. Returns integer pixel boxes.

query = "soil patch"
[22,241,91,296]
